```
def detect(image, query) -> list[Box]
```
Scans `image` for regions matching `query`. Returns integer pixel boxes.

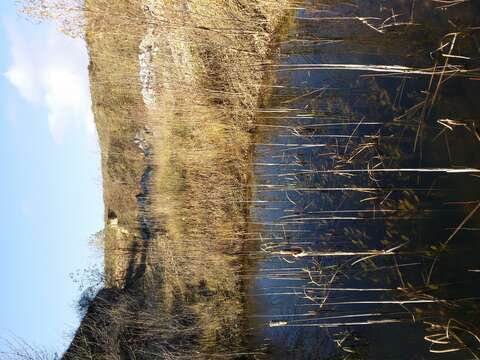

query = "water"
[246,1,480,359]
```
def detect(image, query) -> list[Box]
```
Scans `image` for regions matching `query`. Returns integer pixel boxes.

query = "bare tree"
[88,229,105,255]
[1,337,57,360]
[70,263,104,317]
[16,0,85,38]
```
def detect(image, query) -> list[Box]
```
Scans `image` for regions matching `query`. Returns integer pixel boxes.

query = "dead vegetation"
[14,0,480,359]
[57,0,292,358]
[142,1,292,355]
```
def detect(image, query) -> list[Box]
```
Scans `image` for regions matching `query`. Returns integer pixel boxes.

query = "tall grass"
[16,0,480,358]
[40,0,293,358]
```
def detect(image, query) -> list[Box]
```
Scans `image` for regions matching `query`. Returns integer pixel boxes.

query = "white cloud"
[4,20,95,143]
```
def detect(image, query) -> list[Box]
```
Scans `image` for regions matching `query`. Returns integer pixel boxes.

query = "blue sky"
[0,1,104,355]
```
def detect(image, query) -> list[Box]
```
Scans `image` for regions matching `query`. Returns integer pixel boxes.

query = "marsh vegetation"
[12,0,480,359]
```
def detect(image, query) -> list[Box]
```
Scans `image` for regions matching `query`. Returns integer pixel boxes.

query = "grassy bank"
[145,2,289,354]
[62,0,291,358]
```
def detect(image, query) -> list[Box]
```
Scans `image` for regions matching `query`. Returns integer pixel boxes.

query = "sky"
[0,1,104,356]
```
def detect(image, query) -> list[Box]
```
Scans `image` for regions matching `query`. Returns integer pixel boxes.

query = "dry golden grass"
[83,0,150,287]
[83,0,291,292]
[142,1,291,354]
[61,0,293,358]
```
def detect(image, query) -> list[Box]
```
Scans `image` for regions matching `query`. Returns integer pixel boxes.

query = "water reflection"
[248,1,480,359]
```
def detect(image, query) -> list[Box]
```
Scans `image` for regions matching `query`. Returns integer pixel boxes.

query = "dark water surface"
[247,1,480,359]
